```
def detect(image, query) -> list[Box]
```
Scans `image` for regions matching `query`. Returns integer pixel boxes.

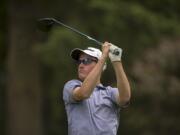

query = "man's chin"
[78,75,85,81]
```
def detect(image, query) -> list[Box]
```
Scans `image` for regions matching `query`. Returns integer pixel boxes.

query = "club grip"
[109,44,120,56]
[112,48,120,55]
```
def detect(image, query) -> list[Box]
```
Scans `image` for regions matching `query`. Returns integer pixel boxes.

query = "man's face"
[77,53,97,81]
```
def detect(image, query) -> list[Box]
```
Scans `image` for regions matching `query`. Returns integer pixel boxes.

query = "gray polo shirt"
[63,79,121,135]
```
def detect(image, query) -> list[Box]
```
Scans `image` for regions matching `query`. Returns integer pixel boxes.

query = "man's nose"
[78,63,84,68]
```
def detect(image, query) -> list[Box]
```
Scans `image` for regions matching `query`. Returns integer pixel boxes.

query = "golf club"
[37,18,120,55]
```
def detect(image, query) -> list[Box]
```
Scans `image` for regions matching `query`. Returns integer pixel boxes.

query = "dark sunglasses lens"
[77,58,95,65]
[83,59,89,65]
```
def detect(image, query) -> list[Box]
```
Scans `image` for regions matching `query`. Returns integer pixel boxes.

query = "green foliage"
[2,0,180,135]
[88,0,180,63]
[127,39,180,135]
[34,0,180,135]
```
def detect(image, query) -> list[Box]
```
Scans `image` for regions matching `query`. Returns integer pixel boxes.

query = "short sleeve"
[107,86,119,105]
[107,86,130,108]
[63,79,82,103]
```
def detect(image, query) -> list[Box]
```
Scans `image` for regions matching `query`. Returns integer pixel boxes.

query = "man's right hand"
[101,42,111,60]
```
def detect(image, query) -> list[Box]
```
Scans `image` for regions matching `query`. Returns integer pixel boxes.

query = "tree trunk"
[6,1,43,135]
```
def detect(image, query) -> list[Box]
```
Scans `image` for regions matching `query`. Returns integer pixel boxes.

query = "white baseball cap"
[70,47,102,60]
[70,47,107,70]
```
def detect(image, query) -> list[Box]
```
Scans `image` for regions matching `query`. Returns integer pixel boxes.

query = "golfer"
[63,42,131,135]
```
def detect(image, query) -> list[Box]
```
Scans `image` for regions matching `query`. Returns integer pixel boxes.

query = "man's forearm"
[112,62,131,105]
[74,58,106,100]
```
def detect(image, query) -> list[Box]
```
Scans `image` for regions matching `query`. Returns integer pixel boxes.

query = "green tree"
[123,38,180,135]
[6,1,45,135]
[2,0,180,135]
[35,0,180,135]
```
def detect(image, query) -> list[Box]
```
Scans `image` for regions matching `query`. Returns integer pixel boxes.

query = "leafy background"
[0,0,180,135]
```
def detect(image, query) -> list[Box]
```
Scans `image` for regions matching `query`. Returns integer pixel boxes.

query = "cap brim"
[70,48,84,61]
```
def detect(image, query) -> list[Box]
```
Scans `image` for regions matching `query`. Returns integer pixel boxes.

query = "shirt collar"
[96,84,106,90]
[78,79,106,90]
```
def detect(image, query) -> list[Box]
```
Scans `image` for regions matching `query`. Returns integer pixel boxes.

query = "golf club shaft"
[51,18,103,46]
[38,18,120,55]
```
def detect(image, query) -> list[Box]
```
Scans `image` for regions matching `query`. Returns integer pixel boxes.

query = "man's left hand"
[109,44,123,62]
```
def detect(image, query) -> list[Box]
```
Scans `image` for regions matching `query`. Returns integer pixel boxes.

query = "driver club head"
[37,17,121,56]
[37,18,56,32]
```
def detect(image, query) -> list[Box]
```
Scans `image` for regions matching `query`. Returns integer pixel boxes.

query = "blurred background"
[0,0,180,135]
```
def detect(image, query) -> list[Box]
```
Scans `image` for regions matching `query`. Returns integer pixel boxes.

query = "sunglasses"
[77,58,97,65]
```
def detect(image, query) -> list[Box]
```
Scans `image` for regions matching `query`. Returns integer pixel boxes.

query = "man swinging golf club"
[63,42,131,135]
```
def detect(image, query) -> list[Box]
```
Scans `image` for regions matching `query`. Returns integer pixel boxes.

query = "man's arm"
[112,62,131,106]
[73,44,110,101]
[72,57,106,101]
[109,44,131,106]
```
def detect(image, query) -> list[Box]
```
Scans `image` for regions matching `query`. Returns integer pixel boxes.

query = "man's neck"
[96,80,101,86]
[78,78,101,86]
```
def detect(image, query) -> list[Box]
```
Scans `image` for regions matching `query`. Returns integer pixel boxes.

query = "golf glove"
[109,44,123,62]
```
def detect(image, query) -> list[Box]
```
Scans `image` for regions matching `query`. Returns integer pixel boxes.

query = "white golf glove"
[109,44,123,62]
